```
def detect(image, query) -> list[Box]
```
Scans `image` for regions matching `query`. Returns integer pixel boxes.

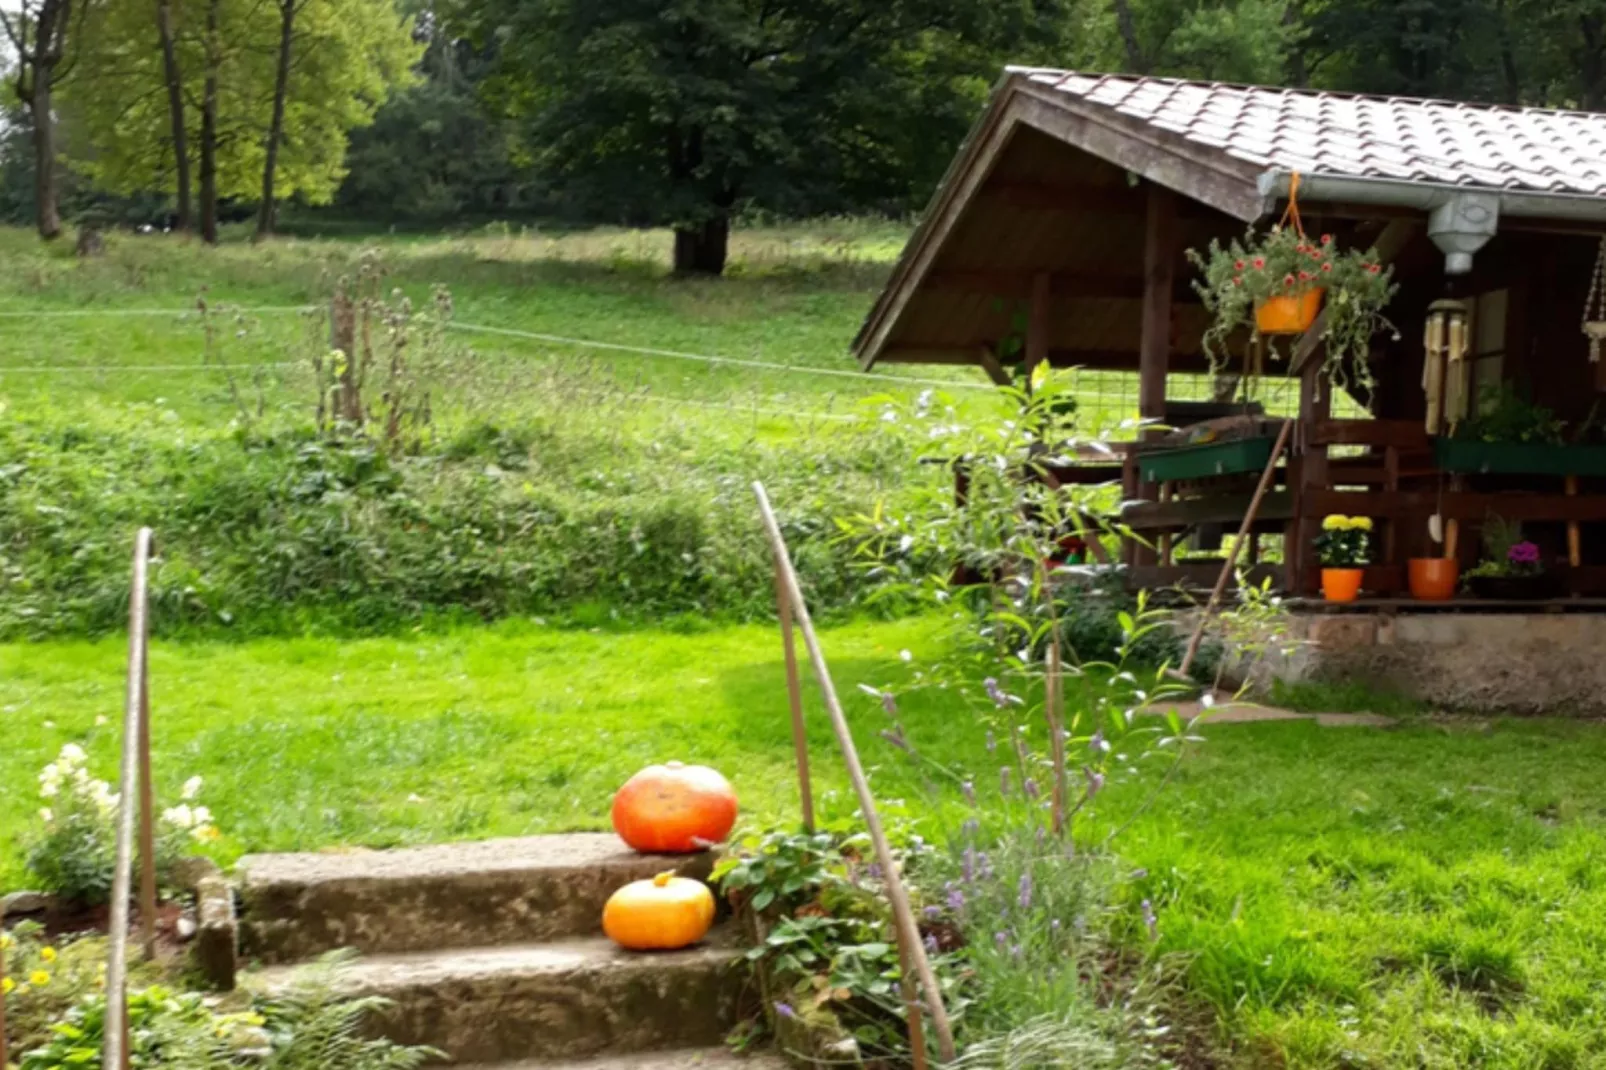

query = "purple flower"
[1509,541,1541,566]
[1084,768,1105,799]
[979,852,994,880]
[963,845,977,883]
[924,933,940,954]
[984,677,1007,709]
[924,905,942,918]
[881,690,898,716]
[880,725,911,753]
[985,730,997,753]
[1000,767,1012,796]
[946,888,965,911]
[1090,729,1110,755]
[961,817,979,840]
[1011,943,1023,958]
[1017,873,1034,911]
[994,931,1008,946]
[1024,777,1040,799]
[1141,899,1159,942]
[865,862,883,880]
[961,780,976,805]
[774,1001,797,1020]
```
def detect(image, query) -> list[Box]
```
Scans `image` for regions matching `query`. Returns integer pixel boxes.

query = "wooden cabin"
[855,69,1606,603]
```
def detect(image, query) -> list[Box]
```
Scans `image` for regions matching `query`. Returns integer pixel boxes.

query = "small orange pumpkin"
[603,871,716,950]
[612,761,737,854]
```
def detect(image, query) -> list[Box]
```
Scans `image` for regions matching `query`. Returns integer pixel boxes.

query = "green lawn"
[7,616,1606,1066]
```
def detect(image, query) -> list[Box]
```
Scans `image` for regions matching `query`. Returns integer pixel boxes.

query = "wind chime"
[1583,236,1606,389]
[1422,298,1470,434]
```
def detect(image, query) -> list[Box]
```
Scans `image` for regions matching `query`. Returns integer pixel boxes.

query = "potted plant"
[1189,227,1398,400]
[1437,384,1606,476]
[1314,514,1371,602]
[1409,514,1458,602]
[1464,518,1562,599]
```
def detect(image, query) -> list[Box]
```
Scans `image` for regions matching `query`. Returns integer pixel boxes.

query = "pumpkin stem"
[653,872,674,887]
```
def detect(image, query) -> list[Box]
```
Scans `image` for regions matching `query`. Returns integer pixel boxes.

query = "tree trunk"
[672,215,729,276]
[156,0,192,232]
[1110,0,1149,74]
[199,0,220,244]
[256,0,296,240]
[28,78,60,240]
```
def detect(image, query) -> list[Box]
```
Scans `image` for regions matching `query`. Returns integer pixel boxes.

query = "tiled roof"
[1014,68,1606,197]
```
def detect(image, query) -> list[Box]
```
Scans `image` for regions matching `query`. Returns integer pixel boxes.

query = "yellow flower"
[1322,515,1349,531]
[1352,517,1373,532]
[39,946,57,963]
[2,976,14,995]
[28,970,50,987]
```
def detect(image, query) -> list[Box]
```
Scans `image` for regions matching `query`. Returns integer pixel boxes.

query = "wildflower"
[984,677,1007,709]
[999,767,1011,796]
[1050,918,1062,932]
[994,931,1008,946]
[1024,778,1040,799]
[1141,900,1159,942]
[1085,768,1105,798]
[1089,730,1110,755]
[923,905,942,918]
[880,725,911,754]
[1017,873,1034,911]
[29,970,50,987]
[899,650,913,663]
[947,887,965,912]
[60,743,86,764]
[39,946,57,963]
[774,1001,797,1020]
[38,808,52,823]
[924,933,940,954]
[961,780,976,805]
[979,852,995,880]
[985,730,997,753]
[182,776,204,801]
[963,846,977,883]
[961,817,979,839]
[880,691,897,717]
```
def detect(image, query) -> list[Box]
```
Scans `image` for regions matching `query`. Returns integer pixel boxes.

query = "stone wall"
[1231,611,1606,715]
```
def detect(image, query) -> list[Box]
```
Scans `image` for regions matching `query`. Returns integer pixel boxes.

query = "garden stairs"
[236,834,780,1070]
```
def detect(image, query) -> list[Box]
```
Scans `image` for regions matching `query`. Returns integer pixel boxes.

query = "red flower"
[1296,243,1308,253]
[1234,259,1246,271]
[1321,234,1333,245]
[1321,262,1333,273]
[1283,273,1296,288]
[1253,257,1266,269]
[1233,277,1243,286]
[1299,271,1313,281]
[1367,263,1381,274]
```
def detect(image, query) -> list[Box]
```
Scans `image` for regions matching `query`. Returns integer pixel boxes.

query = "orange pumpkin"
[603,871,716,950]
[611,761,737,854]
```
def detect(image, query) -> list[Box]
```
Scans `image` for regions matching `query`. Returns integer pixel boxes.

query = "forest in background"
[2,0,1606,272]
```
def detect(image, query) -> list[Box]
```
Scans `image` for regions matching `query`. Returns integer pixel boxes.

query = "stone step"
[248,933,748,1066]
[238,834,713,965]
[456,1048,790,1070]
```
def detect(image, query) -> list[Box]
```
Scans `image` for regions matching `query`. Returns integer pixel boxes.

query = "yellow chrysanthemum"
[1352,517,1374,532]
[1322,515,1348,531]
[28,970,50,987]
[39,946,57,963]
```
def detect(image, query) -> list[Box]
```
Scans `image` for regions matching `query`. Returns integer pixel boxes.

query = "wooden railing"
[103,528,160,1070]
[752,482,955,1066]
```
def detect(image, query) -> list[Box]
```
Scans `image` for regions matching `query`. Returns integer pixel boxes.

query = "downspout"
[1258,170,1606,274]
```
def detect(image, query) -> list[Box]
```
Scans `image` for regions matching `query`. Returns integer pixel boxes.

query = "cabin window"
[1471,289,1508,405]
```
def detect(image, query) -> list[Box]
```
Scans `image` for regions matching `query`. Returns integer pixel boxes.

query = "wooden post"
[1046,642,1068,837]
[1567,475,1582,570]
[138,610,156,960]
[752,483,957,1062]
[773,564,814,832]
[898,938,929,1070]
[1025,271,1050,382]
[1139,185,1176,430]
[1291,362,1331,595]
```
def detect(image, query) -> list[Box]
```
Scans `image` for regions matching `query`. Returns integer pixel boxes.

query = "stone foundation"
[1232,611,1606,715]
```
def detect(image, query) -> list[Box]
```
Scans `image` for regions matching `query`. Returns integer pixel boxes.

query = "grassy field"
[5,221,1602,1067]
[7,617,1606,1067]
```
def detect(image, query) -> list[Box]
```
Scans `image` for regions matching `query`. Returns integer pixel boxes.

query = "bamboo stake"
[899,936,930,1070]
[137,588,157,960]
[752,482,957,1063]
[1046,642,1068,837]
[2,912,9,1070]
[773,562,815,832]
[1178,419,1296,680]
[105,527,154,1070]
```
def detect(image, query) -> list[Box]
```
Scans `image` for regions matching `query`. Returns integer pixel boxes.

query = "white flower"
[163,804,194,829]
[181,776,204,801]
[59,743,86,765]
[899,650,913,663]
[94,715,108,727]
[38,808,52,823]
[190,806,212,826]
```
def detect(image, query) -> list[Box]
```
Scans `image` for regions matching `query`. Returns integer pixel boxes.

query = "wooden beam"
[981,180,1142,215]
[877,345,1222,374]
[922,268,1201,303]
[1025,272,1049,379]
[975,346,1012,387]
[1139,184,1177,429]
[1290,219,1419,372]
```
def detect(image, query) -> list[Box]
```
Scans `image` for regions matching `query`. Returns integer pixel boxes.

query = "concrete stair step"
[238,833,712,965]
[456,1048,789,1070]
[247,933,748,1066]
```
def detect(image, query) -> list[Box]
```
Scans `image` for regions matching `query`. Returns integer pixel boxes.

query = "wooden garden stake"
[1178,419,1295,680]
[753,482,958,1063]
[899,938,930,1070]
[1047,641,1068,837]
[772,562,815,832]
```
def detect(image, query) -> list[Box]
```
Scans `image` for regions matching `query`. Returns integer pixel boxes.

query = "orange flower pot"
[1408,557,1459,602]
[1256,288,1325,335]
[1321,567,1364,603]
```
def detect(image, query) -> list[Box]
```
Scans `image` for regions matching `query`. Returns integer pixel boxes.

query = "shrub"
[3,925,117,1057]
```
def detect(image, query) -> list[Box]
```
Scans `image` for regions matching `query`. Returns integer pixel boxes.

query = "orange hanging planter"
[1255,288,1325,336]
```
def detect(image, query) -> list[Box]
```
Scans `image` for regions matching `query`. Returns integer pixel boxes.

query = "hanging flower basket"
[1188,224,1398,399]
[1255,287,1325,336]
